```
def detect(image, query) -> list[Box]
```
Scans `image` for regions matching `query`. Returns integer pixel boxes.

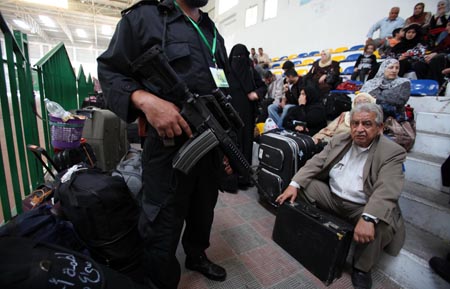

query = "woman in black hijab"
[228,44,267,187]
[389,23,426,76]
[282,85,327,136]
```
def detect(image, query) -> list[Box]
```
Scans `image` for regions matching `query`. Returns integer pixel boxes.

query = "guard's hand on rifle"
[223,156,233,175]
[131,90,192,138]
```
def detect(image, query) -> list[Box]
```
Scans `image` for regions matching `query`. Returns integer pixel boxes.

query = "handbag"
[384,116,416,152]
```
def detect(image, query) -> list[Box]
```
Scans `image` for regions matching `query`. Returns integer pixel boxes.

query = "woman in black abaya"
[228,44,267,187]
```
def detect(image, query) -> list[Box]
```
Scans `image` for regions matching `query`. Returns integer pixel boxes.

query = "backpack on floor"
[55,165,143,272]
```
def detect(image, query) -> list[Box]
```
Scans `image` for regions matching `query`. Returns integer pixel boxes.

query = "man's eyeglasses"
[350,120,376,128]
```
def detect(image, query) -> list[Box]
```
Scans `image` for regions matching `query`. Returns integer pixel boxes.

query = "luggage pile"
[0,101,147,288]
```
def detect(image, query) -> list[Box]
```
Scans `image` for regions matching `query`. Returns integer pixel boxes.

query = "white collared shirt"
[329,142,371,204]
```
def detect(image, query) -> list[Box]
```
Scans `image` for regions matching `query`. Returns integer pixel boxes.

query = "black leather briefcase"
[273,202,354,285]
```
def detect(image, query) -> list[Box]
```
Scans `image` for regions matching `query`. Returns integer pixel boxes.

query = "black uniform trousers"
[138,133,221,289]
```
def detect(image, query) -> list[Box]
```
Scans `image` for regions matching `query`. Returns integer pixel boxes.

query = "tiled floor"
[177,187,402,289]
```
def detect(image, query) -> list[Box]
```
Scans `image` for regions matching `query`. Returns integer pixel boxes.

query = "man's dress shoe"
[351,268,372,289]
[185,254,226,281]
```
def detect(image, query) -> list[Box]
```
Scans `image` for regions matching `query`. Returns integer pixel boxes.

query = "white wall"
[214,0,440,58]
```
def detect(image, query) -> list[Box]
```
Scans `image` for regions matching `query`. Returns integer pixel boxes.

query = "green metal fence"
[0,13,94,223]
[0,13,41,222]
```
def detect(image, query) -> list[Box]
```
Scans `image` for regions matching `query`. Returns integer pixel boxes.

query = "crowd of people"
[96,1,449,289]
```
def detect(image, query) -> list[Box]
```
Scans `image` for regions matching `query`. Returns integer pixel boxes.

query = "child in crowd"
[379,28,404,57]
[350,44,377,82]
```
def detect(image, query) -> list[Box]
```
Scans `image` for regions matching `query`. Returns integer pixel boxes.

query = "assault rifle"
[131,45,267,196]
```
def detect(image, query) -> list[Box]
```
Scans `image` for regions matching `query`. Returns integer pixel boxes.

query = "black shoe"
[351,268,372,289]
[185,254,226,281]
[429,256,450,283]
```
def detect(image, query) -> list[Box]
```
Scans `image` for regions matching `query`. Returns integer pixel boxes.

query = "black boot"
[429,255,450,283]
[185,253,226,281]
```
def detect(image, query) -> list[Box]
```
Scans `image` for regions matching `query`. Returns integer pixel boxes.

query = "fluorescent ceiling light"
[22,0,68,9]
[76,28,88,38]
[13,19,30,30]
[101,25,113,36]
[39,15,56,28]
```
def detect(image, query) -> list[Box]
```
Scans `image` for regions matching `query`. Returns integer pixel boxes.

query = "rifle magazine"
[172,129,219,174]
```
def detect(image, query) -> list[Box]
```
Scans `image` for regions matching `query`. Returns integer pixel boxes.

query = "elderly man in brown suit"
[277,103,406,289]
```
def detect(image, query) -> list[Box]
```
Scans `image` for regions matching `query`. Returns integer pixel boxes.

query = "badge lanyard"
[174,1,217,67]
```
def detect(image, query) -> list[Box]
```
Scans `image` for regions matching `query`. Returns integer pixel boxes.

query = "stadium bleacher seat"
[279,56,288,61]
[273,70,283,75]
[331,55,345,62]
[346,44,364,51]
[271,63,281,69]
[333,46,348,54]
[271,57,280,62]
[296,69,308,76]
[342,66,354,75]
[343,53,362,62]
[300,58,315,66]
[410,79,439,96]
[288,54,298,60]
[297,52,309,58]
[308,50,319,57]
[373,50,381,59]
[293,60,302,66]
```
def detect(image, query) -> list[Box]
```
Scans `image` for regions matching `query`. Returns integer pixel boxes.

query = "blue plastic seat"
[343,53,362,62]
[293,60,302,66]
[297,52,309,58]
[271,63,281,69]
[278,56,288,61]
[410,79,440,96]
[308,50,320,57]
[346,44,364,51]
[342,66,354,75]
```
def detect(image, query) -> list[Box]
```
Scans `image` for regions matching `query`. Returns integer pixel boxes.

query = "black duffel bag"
[55,166,143,272]
[324,92,352,120]
[0,237,152,289]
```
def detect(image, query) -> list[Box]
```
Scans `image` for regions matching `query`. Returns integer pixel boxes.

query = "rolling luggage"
[273,202,354,285]
[77,108,128,171]
[257,129,316,206]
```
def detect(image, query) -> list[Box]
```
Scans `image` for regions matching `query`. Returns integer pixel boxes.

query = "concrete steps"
[400,181,450,241]
[379,96,450,288]
[405,151,447,192]
[377,222,450,289]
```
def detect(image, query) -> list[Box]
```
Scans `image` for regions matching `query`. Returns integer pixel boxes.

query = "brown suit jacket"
[292,133,407,255]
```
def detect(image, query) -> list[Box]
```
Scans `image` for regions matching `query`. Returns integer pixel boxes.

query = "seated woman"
[428,0,450,46]
[360,59,411,121]
[415,22,450,86]
[313,93,376,145]
[389,23,426,77]
[282,85,327,136]
[405,2,432,28]
[303,49,341,99]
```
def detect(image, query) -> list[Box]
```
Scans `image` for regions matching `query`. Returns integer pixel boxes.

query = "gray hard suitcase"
[77,108,128,171]
[257,129,315,206]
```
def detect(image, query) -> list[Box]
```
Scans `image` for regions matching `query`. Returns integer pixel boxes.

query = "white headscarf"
[360,59,409,94]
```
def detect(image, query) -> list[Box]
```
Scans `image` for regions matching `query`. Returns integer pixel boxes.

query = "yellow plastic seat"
[331,55,345,62]
[333,46,348,54]
[288,54,298,60]
[296,69,308,76]
[373,50,381,59]
[271,57,280,62]
[272,70,283,75]
[301,58,315,66]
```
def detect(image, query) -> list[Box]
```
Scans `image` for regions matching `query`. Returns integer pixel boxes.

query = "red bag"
[336,81,363,91]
